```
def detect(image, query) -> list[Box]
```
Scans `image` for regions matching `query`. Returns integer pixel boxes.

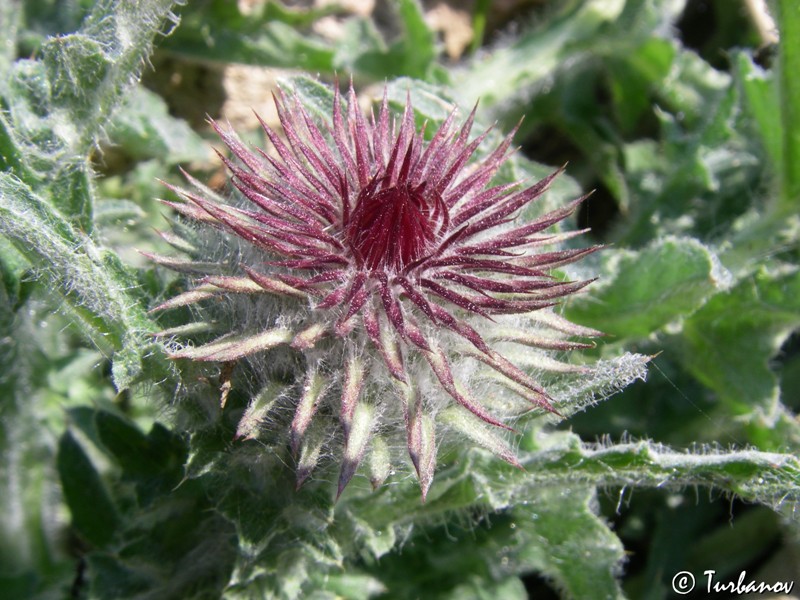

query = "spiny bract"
[149,81,602,499]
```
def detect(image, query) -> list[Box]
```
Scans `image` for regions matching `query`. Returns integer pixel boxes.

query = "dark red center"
[347,182,448,272]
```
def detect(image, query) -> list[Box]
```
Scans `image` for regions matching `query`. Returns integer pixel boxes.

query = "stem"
[526,442,800,507]
[0,174,174,391]
[346,440,800,528]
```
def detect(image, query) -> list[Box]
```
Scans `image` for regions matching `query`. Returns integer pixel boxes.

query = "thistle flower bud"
[150,80,601,499]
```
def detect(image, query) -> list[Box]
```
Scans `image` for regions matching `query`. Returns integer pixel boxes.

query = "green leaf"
[42,34,113,123]
[396,0,437,78]
[99,412,185,478]
[88,554,160,599]
[0,574,39,600]
[445,577,528,600]
[0,173,173,391]
[2,0,179,232]
[94,412,151,474]
[349,478,623,598]
[607,37,676,134]
[337,0,440,81]
[88,505,237,600]
[681,266,800,417]
[343,500,529,598]
[510,488,625,600]
[333,17,386,70]
[617,50,765,244]
[57,430,119,547]
[657,46,732,130]
[4,59,60,175]
[94,411,187,504]
[51,165,96,234]
[279,74,337,124]
[567,237,731,338]
[335,434,799,596]
[735,52,781,178]
[776,0,800,209]
[454,0,626,109]
[385,77,455,125]
[162,1,334,70]
[523,60,631,211]
[107,86,211,164]
[56,0,180,148]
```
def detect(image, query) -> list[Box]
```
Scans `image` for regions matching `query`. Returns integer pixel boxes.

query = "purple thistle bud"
[152,80,601,500]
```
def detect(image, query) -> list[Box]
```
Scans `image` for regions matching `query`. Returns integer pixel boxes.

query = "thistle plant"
[151,83,602,498]
[2,1,800,598]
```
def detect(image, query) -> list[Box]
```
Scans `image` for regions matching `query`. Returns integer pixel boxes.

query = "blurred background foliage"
[1,0,799,598]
